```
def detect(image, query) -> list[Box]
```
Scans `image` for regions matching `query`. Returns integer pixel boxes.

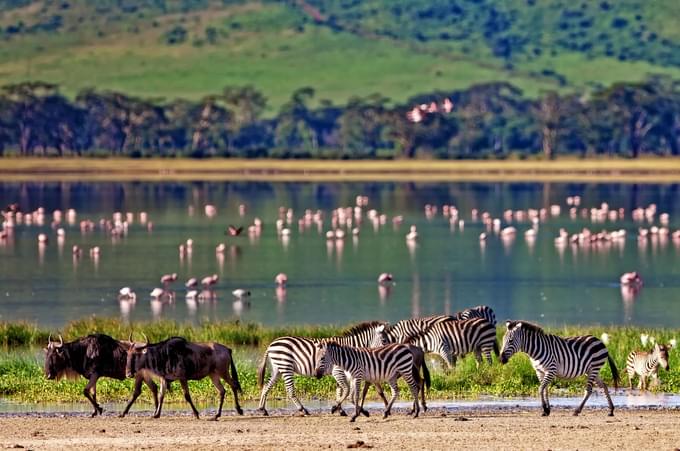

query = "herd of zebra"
[45,304,672,421]
[256,305,671,421]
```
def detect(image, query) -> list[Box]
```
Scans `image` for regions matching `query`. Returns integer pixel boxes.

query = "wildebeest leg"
[209,374,226,420]
[179,379,200,419]
[120,375,145,418]
[282,372,309,416]
[154,379,168,418]
[146,378,159,413]
[83,374,102,417]
[220,371,243,416]
[258,368,280,416]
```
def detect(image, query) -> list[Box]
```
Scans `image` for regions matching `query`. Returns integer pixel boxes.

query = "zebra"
[454,305,496,327]
[314,341,421,422]
[354,342,432,413]
[384,317,498,369]
[500,320,619,417]
[256,321,386,416]
[380,315,455,344]
[626,343,672,391]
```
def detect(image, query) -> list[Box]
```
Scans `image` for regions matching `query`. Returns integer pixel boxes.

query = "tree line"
[0,76,679,159]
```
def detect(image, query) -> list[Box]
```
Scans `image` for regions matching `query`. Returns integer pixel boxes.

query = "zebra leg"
[358,382,371,418]
[403,371,420,418]
[627,369,633,390]
[595,376,615,416]
[258,368,281,416]
[641,375,648,391]
[331,370,349,416]
[282,372,309,416]
[538,375,552,416]
[384,377,400,419]
[350,378,362,422]
[574,373,595,416]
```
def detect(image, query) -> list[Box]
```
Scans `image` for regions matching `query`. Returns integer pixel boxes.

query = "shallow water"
[1,181,680,328]
[1,392,678,416]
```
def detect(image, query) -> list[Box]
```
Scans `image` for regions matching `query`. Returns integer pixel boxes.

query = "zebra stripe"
[256,321,385,416]
[500,320,619,416]
[381,315,454,344]
[626,343,671,391]
[315,342,421,422]
[398,317,498,369]
[454,305,496,327]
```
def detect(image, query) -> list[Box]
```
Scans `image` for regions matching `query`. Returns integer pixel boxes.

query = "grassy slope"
[0,1,679,111]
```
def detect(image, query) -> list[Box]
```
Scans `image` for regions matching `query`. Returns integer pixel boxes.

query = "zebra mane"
[340,321,387,337]
[508,320,545,335]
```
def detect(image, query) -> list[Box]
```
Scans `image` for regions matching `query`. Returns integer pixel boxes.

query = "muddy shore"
[1,406,678,450]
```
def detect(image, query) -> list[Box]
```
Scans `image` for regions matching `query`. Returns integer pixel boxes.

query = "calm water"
[1,181,680,329]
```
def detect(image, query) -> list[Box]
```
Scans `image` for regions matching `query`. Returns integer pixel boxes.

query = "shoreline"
[0,407,677,450]
[3,157,680,182]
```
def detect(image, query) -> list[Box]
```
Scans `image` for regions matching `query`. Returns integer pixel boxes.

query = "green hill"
[1,0,680,111]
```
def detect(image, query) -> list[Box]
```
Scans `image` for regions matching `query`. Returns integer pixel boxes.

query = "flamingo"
[150,287,165,299]
[202,274,219,288]
[275,273,288,286]
[620,272,643,287]
[377,273,393,285]
[227,225,244,236]
[406,225,418,241]
[161,273,178,287]
[118,287,136,302]
[232,289,251,299]
[185,277,198,289]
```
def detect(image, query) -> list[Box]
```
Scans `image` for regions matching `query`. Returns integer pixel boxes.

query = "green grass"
[2,318,680,406]
[1,1,680,111]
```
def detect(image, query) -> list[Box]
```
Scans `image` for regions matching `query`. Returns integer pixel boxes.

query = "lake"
[1,180,679,329]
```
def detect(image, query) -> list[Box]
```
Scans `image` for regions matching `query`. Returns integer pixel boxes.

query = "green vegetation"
[2,318,680,406]
[0,0,679,109]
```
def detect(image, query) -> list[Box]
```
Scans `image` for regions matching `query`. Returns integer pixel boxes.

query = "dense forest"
[1,77,679,159]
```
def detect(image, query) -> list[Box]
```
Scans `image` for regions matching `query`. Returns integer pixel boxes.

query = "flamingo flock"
[2,187,679,324]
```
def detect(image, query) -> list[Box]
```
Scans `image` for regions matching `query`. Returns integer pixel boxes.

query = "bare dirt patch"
[0,407,678,450]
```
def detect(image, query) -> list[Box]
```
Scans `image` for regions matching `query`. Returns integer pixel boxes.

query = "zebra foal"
[626,343,672,391]
[500,320,619,417]
[256,321,385,416]
[314,342,421,422]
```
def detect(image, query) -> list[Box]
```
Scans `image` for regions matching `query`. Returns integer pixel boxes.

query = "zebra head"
[654,343,672,371]
[314,341,332,379]
[500,320,524,364]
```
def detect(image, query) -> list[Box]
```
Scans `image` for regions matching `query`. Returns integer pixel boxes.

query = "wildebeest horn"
[58,335,63,346]
[128,332,133,343]
[142,332,149,345]
[48,333,52,344]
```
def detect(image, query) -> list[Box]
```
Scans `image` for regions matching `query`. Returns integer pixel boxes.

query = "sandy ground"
[1,407,679,450]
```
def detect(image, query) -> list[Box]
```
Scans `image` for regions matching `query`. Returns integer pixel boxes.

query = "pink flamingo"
[620,272,643,287]
[161,273,178,287]
[275,273,288,286]
[377,273,394,285]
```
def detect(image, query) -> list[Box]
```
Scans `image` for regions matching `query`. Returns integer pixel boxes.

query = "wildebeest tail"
[230,356,243,394]
[608,354,619,391]
[257,349,269,389]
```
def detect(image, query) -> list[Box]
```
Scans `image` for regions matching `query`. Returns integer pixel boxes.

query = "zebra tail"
[257,349,269,389]
[421,359,431,390]
[493,337,500,357]
[608,354,620,390]
[230,356,243,394]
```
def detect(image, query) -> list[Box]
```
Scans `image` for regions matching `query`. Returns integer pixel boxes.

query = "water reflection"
[2,180,680,327]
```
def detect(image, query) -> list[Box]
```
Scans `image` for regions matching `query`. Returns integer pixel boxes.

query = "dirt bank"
[0,407,678,450]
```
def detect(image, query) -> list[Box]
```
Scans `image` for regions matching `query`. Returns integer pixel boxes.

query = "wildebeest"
[44,333,159,417]
[125,336,243,419]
